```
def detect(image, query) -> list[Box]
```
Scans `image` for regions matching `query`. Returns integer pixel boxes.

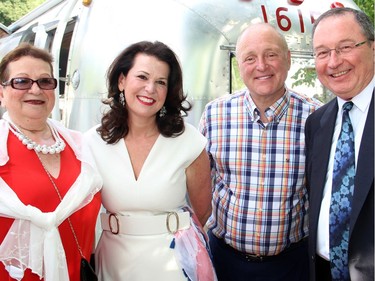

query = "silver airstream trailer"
[0,0,359,131]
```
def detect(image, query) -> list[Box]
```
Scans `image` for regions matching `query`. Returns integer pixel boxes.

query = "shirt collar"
[337,76,374,113]
[245,87,289,123]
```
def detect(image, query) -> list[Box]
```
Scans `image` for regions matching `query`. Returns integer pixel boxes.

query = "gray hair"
[312,8,374,43]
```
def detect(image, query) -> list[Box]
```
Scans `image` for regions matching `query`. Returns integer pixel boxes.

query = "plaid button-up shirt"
[199,88,321,256]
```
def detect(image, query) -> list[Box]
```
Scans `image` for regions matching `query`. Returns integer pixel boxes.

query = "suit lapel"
[350,92,374,233]
[309,100,338,218]
[312,100,338,194]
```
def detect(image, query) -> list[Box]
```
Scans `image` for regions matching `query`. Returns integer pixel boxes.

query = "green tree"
[355,0,374,24]
[291,0,374,103]
[0,0,45,26]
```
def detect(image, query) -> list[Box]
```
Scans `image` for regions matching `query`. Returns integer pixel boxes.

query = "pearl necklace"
[5,118,66,154]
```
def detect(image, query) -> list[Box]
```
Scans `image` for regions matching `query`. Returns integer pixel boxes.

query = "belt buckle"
[108,213,120,234]
[166,212,180,234]
[245,253,264,262]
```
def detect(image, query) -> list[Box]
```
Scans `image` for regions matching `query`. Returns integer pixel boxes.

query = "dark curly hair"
[97,41,191,144]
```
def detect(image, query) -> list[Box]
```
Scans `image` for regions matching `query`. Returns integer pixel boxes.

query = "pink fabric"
[174,209,217,281]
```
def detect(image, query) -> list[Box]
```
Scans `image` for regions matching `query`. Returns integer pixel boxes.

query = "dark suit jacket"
[305,93,374,281]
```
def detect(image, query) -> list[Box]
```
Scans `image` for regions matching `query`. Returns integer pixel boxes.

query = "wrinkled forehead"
[7,56,53,76]
[236,26,287,56]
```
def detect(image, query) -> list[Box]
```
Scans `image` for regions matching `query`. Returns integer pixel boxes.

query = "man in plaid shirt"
[199,23,321,281]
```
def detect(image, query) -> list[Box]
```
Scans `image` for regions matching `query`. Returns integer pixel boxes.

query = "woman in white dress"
[85,41,217,281]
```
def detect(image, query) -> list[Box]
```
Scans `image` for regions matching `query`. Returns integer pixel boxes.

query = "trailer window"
[58,20,76,98]
[230,52,245,93]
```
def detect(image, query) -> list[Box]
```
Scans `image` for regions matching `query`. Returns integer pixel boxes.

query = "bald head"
[236,23,289,57]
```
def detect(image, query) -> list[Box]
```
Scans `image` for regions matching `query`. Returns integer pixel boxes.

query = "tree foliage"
[355,0,374,24]
[0,0,45,26]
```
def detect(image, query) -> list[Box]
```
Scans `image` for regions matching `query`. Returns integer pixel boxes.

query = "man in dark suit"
[305,7,374,281]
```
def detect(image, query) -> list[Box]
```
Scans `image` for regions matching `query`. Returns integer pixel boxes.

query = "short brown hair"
[0,43,54,82]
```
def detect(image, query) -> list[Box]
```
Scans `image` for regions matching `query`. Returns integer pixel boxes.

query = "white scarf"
[0,115,102,281]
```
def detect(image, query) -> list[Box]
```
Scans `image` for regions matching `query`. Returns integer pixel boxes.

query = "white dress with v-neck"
[85,123,207,281]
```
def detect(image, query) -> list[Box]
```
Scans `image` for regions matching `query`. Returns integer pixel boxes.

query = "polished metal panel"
[0,0,359,130]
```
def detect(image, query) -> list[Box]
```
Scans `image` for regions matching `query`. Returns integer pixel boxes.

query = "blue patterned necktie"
[329,101,355,281]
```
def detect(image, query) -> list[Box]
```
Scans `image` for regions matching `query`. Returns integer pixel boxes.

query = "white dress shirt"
[317,77,374,259]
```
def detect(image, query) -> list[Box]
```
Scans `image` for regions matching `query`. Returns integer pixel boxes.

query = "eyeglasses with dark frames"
[1,77,58,90]
[313,40,368,60]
